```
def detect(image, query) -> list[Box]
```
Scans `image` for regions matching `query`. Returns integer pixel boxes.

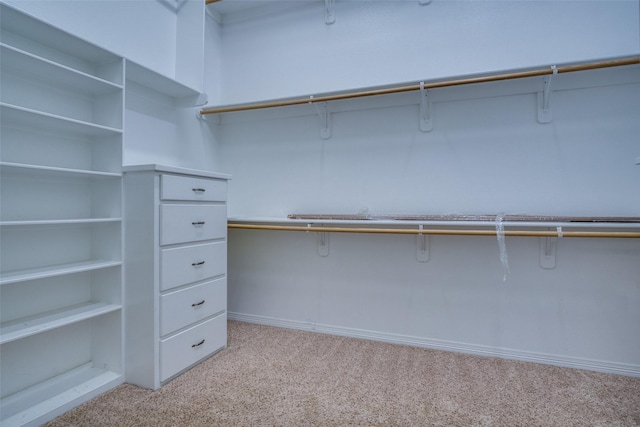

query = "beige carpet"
[47,320,640,426]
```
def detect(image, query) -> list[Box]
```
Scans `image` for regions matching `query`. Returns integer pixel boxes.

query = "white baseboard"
[228,312,640,378]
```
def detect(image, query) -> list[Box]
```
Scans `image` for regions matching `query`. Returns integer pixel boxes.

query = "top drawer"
[161,174,226,202]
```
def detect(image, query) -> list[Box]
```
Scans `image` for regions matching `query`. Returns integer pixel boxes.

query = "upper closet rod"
[200,56,639,115]
[205,0,222,5]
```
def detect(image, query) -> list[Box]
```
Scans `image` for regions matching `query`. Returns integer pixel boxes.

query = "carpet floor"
[46,320,640,426]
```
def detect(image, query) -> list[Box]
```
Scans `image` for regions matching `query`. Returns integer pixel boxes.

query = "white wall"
[220,75,640,218]
[219,0,639,104]
[222,75,640,374]
[214,1,640,375]
[228,229,640,372]
[216,0,640,219]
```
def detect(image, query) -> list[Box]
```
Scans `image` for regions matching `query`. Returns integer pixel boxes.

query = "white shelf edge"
[0,42,123,92]
[228,216,640,230]
[0,103,123,135]
[203,55,640,116]
[123,163,231,180]
[125,60,205,103]
[0,162,121,178]
[0,260,122,286]
[0,365,123,427]
[0,302,122,345]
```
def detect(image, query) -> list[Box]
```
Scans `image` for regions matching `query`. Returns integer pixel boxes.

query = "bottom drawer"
[160,313,226,382]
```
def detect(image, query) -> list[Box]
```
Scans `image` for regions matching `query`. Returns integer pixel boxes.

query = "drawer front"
[160,204,226,245]
[161,241,226,291]
[161,174,227,202]
[160,277,227,336]
[160,313,227,382]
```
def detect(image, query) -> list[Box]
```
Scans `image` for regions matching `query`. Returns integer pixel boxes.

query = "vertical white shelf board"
[175,0,205,92]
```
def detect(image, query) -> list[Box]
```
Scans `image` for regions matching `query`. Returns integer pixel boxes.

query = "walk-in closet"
[1,1,639,425]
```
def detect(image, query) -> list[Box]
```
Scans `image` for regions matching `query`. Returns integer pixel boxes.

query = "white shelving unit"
[0,4,124,426]
[1,2,209,424]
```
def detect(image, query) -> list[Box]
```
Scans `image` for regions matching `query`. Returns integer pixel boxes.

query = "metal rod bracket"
[537,65,557,123]
[539,227,561,269]
[317,232,330,257]
[419,82,433,131]
[196,108,220,125]
[416,225,430,262]
[310,98,331,139]
[325,0,336,24]
[539,236,557,269]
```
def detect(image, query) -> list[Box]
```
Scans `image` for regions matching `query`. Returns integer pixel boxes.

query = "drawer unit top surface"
[123,164,230,180]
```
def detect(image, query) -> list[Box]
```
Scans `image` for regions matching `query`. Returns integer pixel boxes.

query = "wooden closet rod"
[200,56,640,115]
[228,223,640,239]
[205,0,222,5]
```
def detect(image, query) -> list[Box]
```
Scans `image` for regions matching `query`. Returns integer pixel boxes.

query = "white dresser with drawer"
[123,164,230,390]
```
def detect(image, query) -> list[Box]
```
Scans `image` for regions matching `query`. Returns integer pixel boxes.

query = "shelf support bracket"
[537,65,557,123]
[416,225,430,262]
[419,82,433,131]
[316,232,330,257]
[310,98,331,139]
[539,227,562,269]
[196,109,220,125]
[307,224,330,256]
[325,0,336,24]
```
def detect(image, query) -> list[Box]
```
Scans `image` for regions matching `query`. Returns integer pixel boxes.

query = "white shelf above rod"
[200,56,640,116]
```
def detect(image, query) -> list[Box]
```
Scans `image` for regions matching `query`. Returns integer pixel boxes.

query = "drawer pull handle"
[192,188,206,192]
[192,261,205,266]
[192,300,205,307]
[192,221,205,225]
[192,339,205,348]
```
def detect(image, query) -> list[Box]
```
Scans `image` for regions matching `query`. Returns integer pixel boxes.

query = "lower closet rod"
[228,224,640,239]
